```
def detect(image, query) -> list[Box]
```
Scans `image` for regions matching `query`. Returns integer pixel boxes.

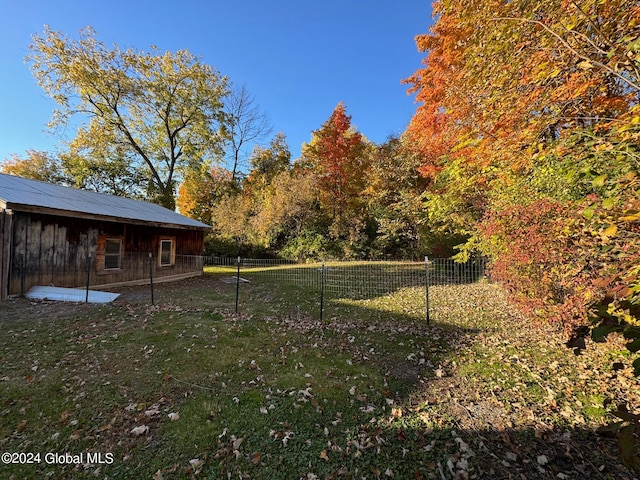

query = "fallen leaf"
[130,425,149,436]
[250,452,261,465]
[537,454,548,465]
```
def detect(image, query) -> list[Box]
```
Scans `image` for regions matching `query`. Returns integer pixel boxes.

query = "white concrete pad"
[25,286,120,303]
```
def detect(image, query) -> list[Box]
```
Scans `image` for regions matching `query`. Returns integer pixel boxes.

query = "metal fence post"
[149,253,155,305]
[20,254,25,296]
[235,256,241,314]
[425,256,430,325]
[320,259,325,321]
[85,252,91,303]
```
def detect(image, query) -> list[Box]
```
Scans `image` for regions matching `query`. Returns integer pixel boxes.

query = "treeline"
[2,3,638,336]
[177,104,458,260]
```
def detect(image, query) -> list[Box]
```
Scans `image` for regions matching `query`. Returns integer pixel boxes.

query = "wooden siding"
[5,211,205,296]
[1,210,13,299]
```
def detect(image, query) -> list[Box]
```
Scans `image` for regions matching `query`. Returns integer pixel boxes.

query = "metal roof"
[0,173,210,230]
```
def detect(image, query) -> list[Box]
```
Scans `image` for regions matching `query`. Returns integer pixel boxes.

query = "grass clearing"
[1,267,638,479]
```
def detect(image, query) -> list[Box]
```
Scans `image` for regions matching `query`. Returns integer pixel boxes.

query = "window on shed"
[105,238,122,269]
[159,239,173,266]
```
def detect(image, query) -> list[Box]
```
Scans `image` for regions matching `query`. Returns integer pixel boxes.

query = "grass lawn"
[0,266,638,479]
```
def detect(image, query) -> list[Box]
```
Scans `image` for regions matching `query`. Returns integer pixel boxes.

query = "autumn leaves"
[403,0,639,334]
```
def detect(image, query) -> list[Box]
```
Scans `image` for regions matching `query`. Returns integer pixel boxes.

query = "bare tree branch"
[224,84,272,182]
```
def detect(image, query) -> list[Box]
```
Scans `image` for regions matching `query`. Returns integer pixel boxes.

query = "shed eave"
[5,202,211,231]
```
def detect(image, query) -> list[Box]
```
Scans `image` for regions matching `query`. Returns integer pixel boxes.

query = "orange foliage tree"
[405,0,639,338]
[177,165,234,227]
[1,150,66,184]
[302,103,369,218]
[301,103,374,255]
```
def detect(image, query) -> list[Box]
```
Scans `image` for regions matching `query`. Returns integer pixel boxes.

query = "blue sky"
[0,0,432,168]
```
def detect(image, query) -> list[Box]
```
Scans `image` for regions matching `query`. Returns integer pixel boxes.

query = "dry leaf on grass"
[130,425,149,436]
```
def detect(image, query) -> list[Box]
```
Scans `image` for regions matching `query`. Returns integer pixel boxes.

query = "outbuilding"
[0,173,210,299]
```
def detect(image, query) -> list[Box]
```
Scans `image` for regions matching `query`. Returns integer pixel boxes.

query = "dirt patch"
[0,274,227,322]
[0,296,97,322]
[111,274,223,304]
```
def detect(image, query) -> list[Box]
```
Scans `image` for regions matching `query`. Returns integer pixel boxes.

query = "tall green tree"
[246,132,291,189]
[364,136,432,258]
[1,148,146,198]
[208,133,297,253]
[249,170,320,254]
[27,26,229,209]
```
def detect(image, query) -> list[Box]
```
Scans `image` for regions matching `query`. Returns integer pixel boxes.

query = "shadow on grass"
[0,273,636,479]
[110,274,635,479]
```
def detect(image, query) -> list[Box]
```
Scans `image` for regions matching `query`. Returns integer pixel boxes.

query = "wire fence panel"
[204,257,297,268]
[241,260,323,290]
[13,252,488,313]
[207,256,489,322]
[212,257,488,298]
[322,261,425,300]
[428,257,488,285]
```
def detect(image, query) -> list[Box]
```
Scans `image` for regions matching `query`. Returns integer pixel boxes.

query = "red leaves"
[301,102,370,239]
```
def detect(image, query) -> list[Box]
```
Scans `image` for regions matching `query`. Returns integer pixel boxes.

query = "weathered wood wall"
[0,210,13,299]
[9,213,97,296]
[6,212,205,296]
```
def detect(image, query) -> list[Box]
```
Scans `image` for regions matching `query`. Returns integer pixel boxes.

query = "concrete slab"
[25,286,120,303]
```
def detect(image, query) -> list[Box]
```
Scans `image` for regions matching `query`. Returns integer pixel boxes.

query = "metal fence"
[428,257,488,286]
[208,256,489,323]
[9,253,489,318]
[13,252,203,303]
